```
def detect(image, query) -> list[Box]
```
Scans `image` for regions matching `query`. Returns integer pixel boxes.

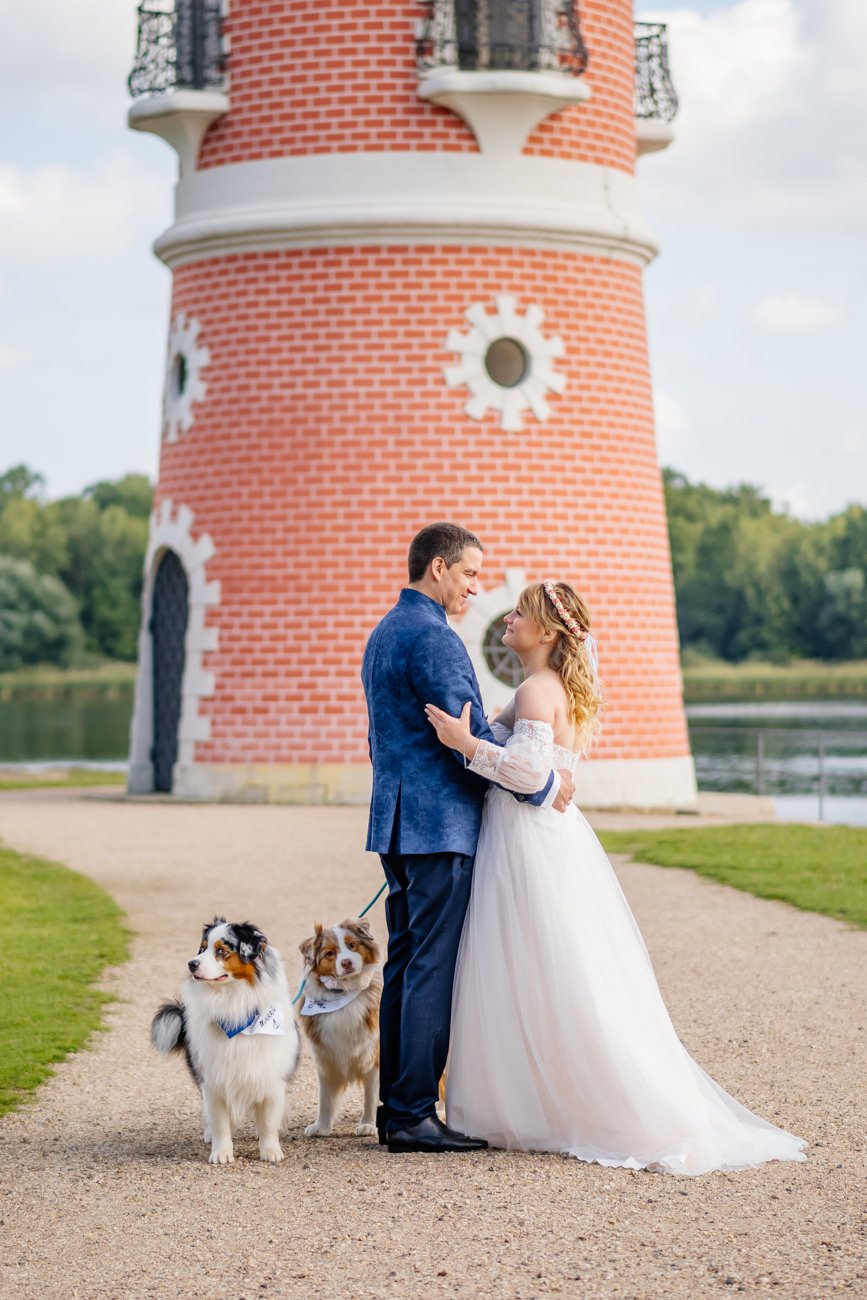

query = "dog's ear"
[342,917,374,945]
[299,922,323,967]
[233,922,267,964]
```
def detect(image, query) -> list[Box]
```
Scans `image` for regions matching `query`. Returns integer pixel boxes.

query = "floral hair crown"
[541,579,587,641]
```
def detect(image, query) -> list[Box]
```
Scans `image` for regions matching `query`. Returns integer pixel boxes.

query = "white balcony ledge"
[418,68,591,154]
[636,118,675,156]
[128,89,229,175]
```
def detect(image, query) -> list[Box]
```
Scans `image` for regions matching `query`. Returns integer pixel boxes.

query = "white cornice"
[153,152,659,268]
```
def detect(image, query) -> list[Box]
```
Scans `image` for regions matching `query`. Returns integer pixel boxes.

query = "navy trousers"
[377,850,475,1132]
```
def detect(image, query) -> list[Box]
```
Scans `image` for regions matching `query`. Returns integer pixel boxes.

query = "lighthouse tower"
[126,0,694,807]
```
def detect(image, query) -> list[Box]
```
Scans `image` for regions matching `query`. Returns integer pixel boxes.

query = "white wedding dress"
[446,719,806,1176]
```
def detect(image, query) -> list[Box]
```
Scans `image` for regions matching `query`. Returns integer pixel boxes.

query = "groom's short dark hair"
[408,523,483,582]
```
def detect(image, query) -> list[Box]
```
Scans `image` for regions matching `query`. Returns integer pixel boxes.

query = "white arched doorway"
[128,500,219,794]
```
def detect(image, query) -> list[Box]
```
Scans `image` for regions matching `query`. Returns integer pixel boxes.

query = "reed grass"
[682,659,867,703]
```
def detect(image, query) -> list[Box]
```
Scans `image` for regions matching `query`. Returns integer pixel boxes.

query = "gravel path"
[0,792,864,1299]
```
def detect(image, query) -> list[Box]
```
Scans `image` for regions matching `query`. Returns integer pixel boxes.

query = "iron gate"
[150,550,189,792]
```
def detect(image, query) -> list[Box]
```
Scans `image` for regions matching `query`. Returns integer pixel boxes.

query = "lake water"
[687,701,867,827]
[0,689,134,763]
[2,690,866,825]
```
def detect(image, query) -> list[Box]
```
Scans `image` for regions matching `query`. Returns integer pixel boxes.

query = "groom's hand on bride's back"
[552,770,575,812]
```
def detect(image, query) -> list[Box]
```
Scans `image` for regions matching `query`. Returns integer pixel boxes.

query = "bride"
[424,579,806,1176]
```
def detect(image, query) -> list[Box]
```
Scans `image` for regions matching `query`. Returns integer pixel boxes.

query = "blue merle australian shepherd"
[152,918,300,1164]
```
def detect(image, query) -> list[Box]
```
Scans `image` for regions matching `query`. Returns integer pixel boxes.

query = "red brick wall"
[157,244,688,767]
[198,0,636,173]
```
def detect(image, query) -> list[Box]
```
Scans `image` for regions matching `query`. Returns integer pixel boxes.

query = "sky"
[1,0,865,520]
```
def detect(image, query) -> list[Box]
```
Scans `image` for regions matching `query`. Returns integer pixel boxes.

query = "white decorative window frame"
[444,295,566,431]
[454,567,528,714]
[163,311,211,443]
[128,500,220,794]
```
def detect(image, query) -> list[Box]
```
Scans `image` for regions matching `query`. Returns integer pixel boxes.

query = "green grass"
[0,845,130,1116]
[599,824,867,929]
[0,769,126,792]
[682,658,867,703]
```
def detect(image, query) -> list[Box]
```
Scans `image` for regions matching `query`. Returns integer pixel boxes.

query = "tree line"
[664,469,867,663]
[0,465,150,671]
[1,462,865,671]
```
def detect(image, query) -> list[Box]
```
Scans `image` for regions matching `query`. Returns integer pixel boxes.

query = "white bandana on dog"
[220,1004,285,1038]
[299,989,362,1017]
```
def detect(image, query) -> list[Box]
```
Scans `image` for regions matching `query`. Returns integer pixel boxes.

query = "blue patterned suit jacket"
[362,588,554,855]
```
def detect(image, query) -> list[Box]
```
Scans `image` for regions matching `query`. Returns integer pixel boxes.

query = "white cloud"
[649,0,805,130]
[0,344,31,372]
[637,0,867,230]
[0,150,165,260]
[750,293,843,331]
[653,390,693,460]
[0,0,137,119]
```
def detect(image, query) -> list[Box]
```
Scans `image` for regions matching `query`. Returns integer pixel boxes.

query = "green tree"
[661,469,858,663]
[84,473,152,520]
[815,568,867,660]
[0,495,70,575]
[48,497,148,660]
[0,465,44,501]
[0,556,84,670]
[0,466,152,663]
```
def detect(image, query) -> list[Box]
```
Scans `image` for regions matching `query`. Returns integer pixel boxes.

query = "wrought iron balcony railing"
[417,5,678,124]
[634,21,678,122]
[128,0,225,99]
[417,0,589,77]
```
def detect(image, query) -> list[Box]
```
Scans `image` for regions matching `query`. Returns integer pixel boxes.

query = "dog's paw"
[355,1122,377,1137]
[305,1122,332,1138]
[259,1142,285,1163]
[209,1146,234,1165]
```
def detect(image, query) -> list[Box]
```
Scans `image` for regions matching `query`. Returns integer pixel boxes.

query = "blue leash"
[290,879,388,1006]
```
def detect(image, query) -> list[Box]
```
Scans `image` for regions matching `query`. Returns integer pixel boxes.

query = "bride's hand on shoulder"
[425,701,476,757]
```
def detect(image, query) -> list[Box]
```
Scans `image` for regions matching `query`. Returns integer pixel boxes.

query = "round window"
[482,614,523,688]
[484,337,529,389]
[170,352,188,401]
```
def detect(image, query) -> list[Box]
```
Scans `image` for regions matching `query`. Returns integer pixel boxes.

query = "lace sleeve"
[468,719,555,794]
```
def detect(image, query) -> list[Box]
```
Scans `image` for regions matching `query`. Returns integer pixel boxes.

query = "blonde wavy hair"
[516,581,603,753]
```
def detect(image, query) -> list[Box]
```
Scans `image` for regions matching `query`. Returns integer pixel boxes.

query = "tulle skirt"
[446,788,806,1176]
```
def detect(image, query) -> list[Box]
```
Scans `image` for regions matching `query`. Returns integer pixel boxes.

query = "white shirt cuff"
[540,770,561,810]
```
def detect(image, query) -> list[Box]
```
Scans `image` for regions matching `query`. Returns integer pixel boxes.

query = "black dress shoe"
[386,1114,488,1154]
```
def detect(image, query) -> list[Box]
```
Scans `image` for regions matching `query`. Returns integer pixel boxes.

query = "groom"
[362,522,575,1153]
